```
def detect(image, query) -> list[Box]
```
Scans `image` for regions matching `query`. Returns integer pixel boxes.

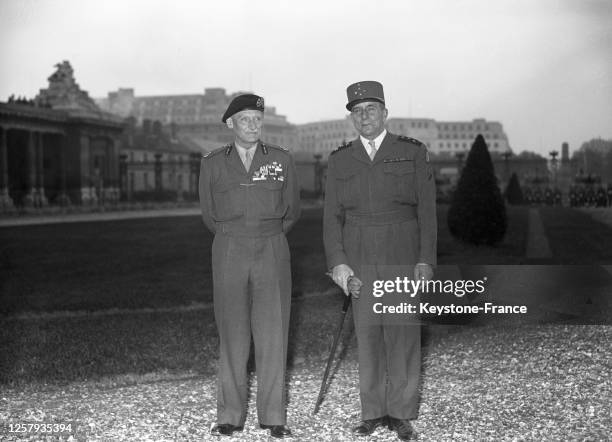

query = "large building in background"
[295,116,510,157]
[97,86,513,197]
[97,88,298,152]
[296,117,357,155]
[435,119,510,156]
[98,89,511,158]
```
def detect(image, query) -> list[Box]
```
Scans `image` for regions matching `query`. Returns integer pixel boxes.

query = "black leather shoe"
[388,417,417,441]
[210,423,243,437]
[260,424,292,438]
[352,417,387,436]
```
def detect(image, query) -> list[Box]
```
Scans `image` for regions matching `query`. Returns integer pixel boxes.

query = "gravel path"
[2,325,610,441]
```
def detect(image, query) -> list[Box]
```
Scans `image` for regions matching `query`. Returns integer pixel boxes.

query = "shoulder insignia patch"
[263,142,289,153]
[202,145,229,159]
[398,135,424,146]
[330,140,353,156]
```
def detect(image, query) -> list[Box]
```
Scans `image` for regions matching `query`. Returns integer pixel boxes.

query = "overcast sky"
[1,0,611,156]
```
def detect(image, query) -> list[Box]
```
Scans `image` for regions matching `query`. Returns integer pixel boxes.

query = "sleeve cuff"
[327,251,349,269]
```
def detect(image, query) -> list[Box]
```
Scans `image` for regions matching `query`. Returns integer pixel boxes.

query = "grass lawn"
[437,204,528,265]
[0,204,530,385]
[0,205,528,314]
[539,207,612,264]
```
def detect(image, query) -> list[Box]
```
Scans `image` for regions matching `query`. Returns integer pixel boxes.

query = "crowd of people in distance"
[568,184,612,208]
[523,185,612,208]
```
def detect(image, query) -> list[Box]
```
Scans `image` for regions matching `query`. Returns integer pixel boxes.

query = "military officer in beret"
[323,81,437,441]
[199,93,300,439]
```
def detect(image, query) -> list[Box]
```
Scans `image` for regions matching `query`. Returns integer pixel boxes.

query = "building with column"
[0,61,125,210]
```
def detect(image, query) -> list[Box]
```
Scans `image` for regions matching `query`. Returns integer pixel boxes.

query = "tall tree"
[448,134,507,245]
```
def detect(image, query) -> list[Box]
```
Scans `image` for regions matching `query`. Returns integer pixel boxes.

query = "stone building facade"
[97,88,298,152]
[295,117,510,158]
[0,61,125,210]
[119,119,201,200]
[435,119,510,156]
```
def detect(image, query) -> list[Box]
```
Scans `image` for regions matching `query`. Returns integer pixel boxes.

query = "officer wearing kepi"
[199,94,300,439]
[323,81,437,441]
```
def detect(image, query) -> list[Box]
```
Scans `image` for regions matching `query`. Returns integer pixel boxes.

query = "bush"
[505,172,524,205]
[447,134,507,245]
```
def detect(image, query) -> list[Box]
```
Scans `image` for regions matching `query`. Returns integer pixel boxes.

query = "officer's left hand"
[414,263,434,281]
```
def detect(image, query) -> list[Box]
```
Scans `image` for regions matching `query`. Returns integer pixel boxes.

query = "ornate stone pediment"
[35,61,101,113]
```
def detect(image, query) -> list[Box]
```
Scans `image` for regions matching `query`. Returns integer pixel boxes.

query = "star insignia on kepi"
[256,97,264,109]
[354,83,366,97]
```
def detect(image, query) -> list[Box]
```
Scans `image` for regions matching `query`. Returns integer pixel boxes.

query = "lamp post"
[549,150,559,188]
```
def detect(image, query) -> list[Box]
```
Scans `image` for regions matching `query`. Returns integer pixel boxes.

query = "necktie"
[368,140,377,160]
[244,148,254,171]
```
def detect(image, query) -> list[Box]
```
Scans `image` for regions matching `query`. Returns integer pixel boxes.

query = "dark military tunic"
[323,133,437,420]
[199,141,300,427]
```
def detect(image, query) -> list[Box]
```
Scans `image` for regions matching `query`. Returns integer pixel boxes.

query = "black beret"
[222,93,265,123]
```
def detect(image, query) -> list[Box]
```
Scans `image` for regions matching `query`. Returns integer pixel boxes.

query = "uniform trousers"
[344,218,422,421]
[212,231,291,426]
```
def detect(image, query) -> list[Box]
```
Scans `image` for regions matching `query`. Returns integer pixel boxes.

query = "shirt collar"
[234,142,257,159]
[360,129,387,152]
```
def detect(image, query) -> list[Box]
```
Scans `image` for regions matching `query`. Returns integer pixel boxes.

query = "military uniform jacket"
[323,133,437,267]
[199,142,301,235]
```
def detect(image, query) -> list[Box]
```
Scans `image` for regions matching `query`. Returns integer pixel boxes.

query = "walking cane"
[313,274,362,415]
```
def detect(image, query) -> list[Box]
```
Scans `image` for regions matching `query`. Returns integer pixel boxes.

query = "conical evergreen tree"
[447,134,507,245]
[504,172,524,205]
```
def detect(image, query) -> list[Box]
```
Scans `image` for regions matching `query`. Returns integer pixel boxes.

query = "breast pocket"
[254,180,284,217]
[384,162,416,203]
[212,182,245,221]
[335,168,362,206]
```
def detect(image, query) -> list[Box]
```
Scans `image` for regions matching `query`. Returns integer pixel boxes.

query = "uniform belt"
[345,207,416,226]
[220,220,283,237]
